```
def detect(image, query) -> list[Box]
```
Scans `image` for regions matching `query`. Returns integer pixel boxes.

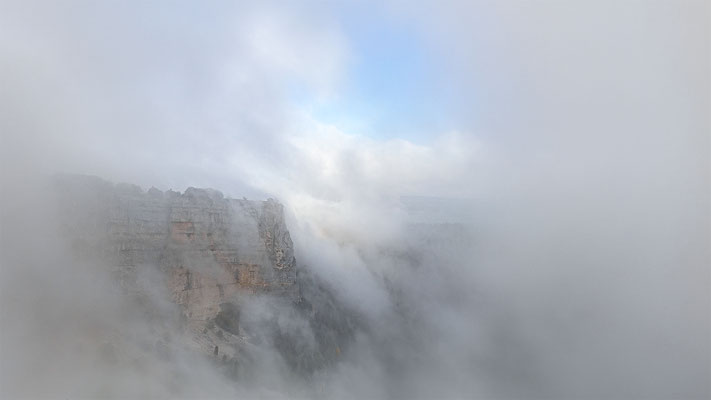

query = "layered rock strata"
[52,175,298,359]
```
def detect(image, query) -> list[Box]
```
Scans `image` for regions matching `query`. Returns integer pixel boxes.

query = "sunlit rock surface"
[52,175,299,361]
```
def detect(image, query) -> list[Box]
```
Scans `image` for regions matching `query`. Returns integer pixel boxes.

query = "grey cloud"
[1,1,709,399]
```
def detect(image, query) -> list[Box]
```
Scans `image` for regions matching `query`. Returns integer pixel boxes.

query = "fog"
[1,1,709,399]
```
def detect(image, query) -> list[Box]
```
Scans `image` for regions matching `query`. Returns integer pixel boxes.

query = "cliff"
[52,175,299,360]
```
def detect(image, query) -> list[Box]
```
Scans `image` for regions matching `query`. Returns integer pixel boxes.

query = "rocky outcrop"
[52,175,299,360]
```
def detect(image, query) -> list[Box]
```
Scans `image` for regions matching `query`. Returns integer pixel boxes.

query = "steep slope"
[52,175,299,361]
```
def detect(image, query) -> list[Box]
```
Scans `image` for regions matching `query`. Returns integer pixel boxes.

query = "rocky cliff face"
[52,175,300,361]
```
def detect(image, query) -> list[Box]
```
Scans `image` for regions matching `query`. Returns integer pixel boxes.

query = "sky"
[1,0,710,398]
[307,3,448,140]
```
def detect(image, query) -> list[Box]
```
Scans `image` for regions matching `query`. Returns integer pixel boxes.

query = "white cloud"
[1,0,708,398]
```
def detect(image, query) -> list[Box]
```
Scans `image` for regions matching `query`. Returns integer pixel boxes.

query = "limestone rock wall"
[52,175,299,358]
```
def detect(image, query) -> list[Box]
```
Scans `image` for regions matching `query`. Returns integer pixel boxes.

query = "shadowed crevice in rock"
[214,302,241,336]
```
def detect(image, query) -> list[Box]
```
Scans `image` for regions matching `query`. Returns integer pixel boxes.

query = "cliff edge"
[52,175,299,360]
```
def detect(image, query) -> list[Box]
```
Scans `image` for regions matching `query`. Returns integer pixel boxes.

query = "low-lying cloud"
[1,0,709,399]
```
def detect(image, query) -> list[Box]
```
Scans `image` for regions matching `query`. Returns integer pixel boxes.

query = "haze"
[1,1,709,399]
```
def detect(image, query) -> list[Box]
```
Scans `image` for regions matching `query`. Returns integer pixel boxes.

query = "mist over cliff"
[1,1,709,399]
